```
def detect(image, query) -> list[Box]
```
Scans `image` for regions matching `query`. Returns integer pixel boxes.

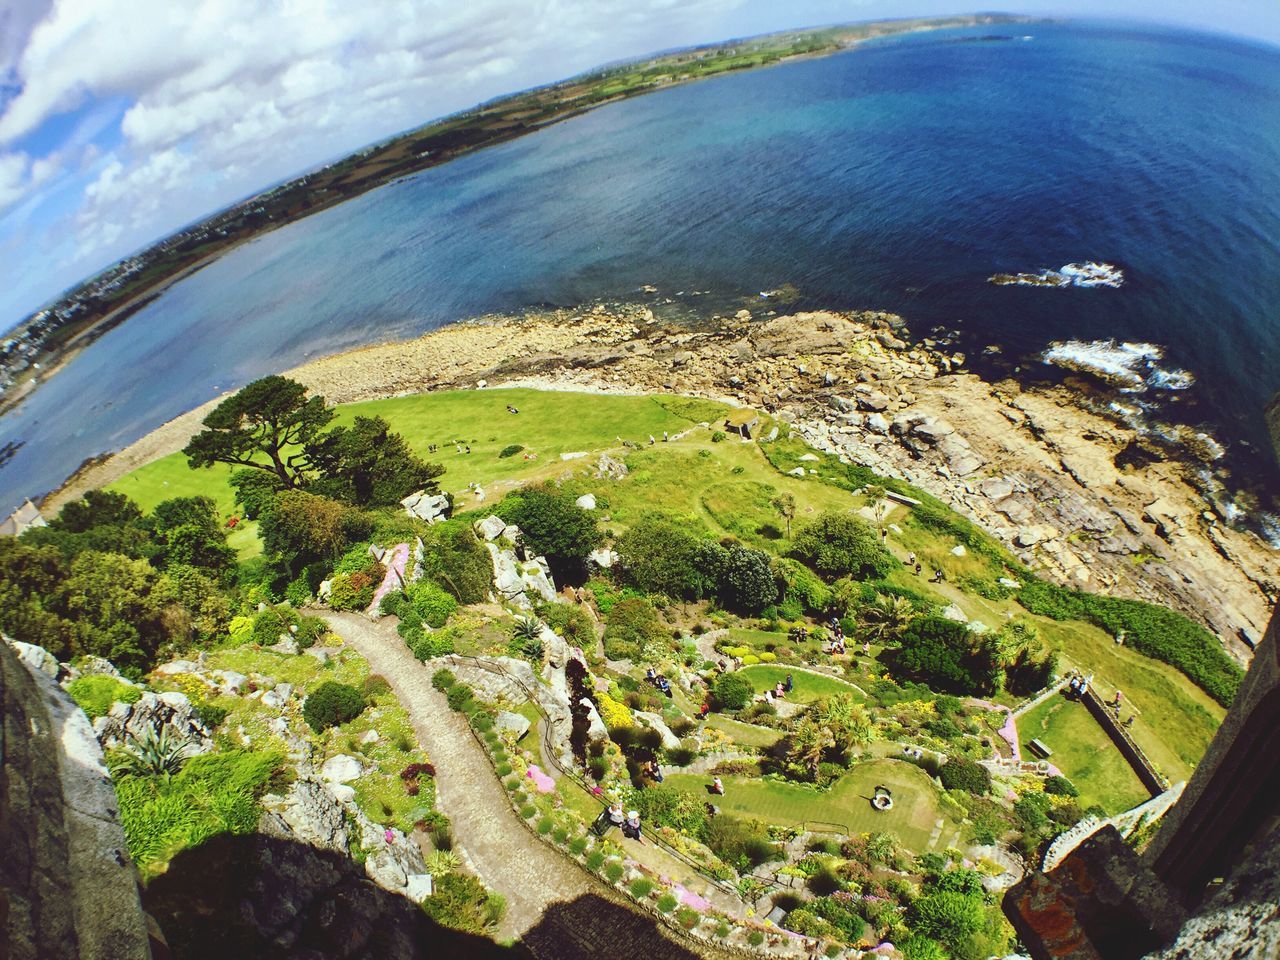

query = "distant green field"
[736,664,866,704]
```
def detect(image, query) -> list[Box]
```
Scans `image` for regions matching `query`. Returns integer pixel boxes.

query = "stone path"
[323,612,736,959]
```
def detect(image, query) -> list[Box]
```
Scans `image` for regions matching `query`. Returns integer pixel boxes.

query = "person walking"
[625,811,642,842]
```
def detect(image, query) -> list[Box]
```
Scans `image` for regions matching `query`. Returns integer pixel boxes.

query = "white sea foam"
[1041,339,1194,392]
[989,261,1124,288]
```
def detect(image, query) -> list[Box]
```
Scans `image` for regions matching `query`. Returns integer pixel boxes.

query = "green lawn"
[1016,696,1150,815]
[736,664,866,704]
[705,714,783,749]
[666,758,959,851]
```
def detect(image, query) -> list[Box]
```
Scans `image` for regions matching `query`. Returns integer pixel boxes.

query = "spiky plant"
[111,727,192,781]
[426,849,462,875]
[511,616,542,644]
[856,595,918,646]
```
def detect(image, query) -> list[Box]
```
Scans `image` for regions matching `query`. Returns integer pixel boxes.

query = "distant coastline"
[0,12,1034,414]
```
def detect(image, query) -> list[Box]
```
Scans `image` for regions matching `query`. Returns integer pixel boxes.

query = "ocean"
[3,20,1280,517]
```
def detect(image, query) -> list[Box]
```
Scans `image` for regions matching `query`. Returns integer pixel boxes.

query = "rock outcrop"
[473,515,557,609]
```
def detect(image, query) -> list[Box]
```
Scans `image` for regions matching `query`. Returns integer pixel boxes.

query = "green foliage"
[405,628,456,661]
[774,557,832,615]
[909,892,986,949]
[66,674,142,719]
[900,935,947,960]
[183,375,334,488]
[498,444,524,458]
[603,596,666,661]
[404,581,458,628]
[431,669,456,691]
[327,570,381,611]
[258,490,374,574]
[894,616,1002,695]
[497,484,602,580]
[302,680,365,732]
[305,414,443,506]
[790,512,897,581]
[146,496,237,578]
[445,683,474,711]
[414,520,492,604]
[193,703,229,729]
[705,815,779,873]
[626,785,710,840]
[115,749,280,877]
[585,577,646,615]
[1018,579,1241,707]
[629,877,655,898]
[535,601,596,647]
[1044,774,1079,797]
[697,541,779,614]
[712,672,754,710]
[110,727,194,780]
[421,871,505,934]
[939,757,991,795]
[229,469,285,520]
[656,893,678,913]
[614,517,708,598]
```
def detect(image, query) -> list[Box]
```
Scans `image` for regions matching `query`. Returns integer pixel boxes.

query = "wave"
[989,261,1124,288]
[1041,338,1194,392]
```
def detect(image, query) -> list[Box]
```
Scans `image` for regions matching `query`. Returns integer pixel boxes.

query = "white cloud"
[0,0,755,323]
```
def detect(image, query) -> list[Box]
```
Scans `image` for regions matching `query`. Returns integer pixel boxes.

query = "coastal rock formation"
[94,690,215,754]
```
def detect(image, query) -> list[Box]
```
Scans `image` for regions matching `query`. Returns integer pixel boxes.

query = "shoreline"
[43,302,1279,660]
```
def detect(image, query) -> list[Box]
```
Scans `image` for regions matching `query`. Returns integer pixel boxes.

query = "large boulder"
[400,490,450,524]
[633,711,681,750]
[474,514,508,542]
[494,710,531,742]
[575,493,597,510]
[11,640,61,679]
[93,691,214,754]
[320,754,364,785]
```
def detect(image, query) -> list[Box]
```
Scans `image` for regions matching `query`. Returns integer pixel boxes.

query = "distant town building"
[0,499,46,537]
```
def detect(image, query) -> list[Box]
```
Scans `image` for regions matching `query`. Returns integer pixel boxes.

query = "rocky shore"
[48,303,1278,661]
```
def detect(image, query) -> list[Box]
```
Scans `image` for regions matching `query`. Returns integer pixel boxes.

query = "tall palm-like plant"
[863,485,890,530]
[857,595,918,646]
[787,717,835,778]
[771,493,796,539]
[112,727,192,781]
[813,692,876,757]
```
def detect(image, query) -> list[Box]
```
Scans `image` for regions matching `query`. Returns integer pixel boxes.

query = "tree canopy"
[305,415,443,507]
[183,375,334,488]
[790,511,897,581]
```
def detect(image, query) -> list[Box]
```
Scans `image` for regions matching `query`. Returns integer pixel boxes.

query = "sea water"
[2,20,1279,510]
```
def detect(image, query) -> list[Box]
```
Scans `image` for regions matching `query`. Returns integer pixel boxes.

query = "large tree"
[183,375,334,488]
[258,490,374,573]
[790,511,896,581]
[305,415,443,506]
[497,484,601,582]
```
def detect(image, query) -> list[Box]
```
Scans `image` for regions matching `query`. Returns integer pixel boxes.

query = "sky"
[1,0,1277,332]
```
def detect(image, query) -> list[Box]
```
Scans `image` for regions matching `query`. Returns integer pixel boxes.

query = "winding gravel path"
[323,612,734,960]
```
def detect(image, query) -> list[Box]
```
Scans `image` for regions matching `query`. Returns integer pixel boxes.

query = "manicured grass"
[1017,696,1150,815]
[666,759,958,851]
[107,457,261,558]
[332,388,704,493]
[705,714,783,748]
[736,665,866,704]
[1034,619,1223,784]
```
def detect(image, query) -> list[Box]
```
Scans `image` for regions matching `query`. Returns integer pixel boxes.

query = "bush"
[627,786,710,839]
[363,674,392,698]
[67,675,142,719]
[431,668,456,691]
[656,893,677,913]
[569,836,589,856]
[603,596,666,661]
[696,541,779,614]
[790,512,896,581]
[326,571,380,612]
[302,681,365,732]
[614,517,709,599]
[705,815,779,873]
[748,931,765,946]
[445,684,474,712]
[1044,774,1079,797]
[536,601,597,647]
[537,817,554,835]
[1018,579,1241,706]
[414,520,493,604]
[605,861,625,883]
[586,850,606,871]
[630,877,655,898]
[421,871,504,934]
[712,672,754,711]
[193,703,229,729]
[497,484,602,581]
[498,444,524,458]
[908,892,985,949]
[406,628,457,662]
[939,757,991,795]
[894,616,1001,695]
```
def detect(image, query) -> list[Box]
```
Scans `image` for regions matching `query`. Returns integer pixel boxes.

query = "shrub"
[715,922,731,938]
[597,692,634,729]
[630,877,655,898]
[445,684,474,712]
[327,571,380,612]
[748,931,765,946]
[405,580,458,628]
[537,817,554,835]
[497,484,602,580]
[894,616,1002,695]
[536,601,596,647]
[696,542,779,614]
[1044,774,1079,797]
[569,836,589,856]
[363,674,392,698]
[431,669,456,690]
[712,672,754,711]
[676,906,699,929]
[406,628,457,661]
[421,871,505,934]
[605,861,625,883]
[67,675,142,719]
[302,681,365,732]
[656,893,677,913]
[586,850,607,871]
[603,596,666,661]
[498,444,524,458]
[790,512,896,581]
[711,431,726,443]
[627,786,711,839]
[614,517,709,599]
[193,703,229,729]
[520,803,537,818]
[705,815,779,872]
[939,757,991,795]
[909,891,985,948]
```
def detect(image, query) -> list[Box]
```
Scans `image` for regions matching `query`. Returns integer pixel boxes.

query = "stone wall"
[0,637,152,959]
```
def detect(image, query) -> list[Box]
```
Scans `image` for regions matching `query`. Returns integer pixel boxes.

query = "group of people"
[644,666,673,697]
[905,551,945,582]
[759,674,794,704]
[824,615,847,655]
[601,802,644,842]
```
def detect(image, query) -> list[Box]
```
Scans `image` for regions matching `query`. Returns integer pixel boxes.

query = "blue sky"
[1,0,1277,333]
